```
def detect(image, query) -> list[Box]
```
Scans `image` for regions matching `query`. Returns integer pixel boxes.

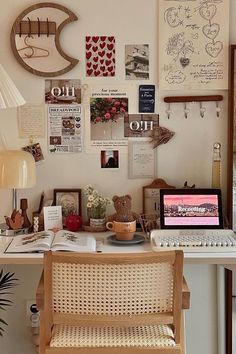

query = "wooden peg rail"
[15,20,56,36]
[164,95,223,103]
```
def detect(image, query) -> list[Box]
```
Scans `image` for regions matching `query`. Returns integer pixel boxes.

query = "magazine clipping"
[48,104,82,153]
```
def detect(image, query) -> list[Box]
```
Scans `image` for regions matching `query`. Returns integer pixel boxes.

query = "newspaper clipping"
[48,105,82,154]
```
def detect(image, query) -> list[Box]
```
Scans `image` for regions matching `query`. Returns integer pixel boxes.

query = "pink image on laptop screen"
[163,194,219,226]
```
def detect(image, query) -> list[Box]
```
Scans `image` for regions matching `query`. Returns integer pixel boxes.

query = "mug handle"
[106,221,114,231]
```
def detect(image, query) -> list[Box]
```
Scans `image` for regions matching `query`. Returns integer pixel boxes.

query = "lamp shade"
[0,64,25,108]
[0,150,36,188]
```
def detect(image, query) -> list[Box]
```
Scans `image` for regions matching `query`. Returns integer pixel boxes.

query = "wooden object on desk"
[5,210,24,230]
[20,198,31,228]
[32,211,44,232]
[143,178,175,214]
[36,251,190,353]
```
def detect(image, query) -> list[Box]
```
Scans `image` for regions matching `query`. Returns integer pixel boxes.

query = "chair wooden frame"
[36,251,190,354]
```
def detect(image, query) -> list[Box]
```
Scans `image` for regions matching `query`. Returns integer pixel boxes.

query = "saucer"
[107,234,145,245]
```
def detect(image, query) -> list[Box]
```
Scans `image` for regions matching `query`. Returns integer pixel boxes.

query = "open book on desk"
[5,230,96,253]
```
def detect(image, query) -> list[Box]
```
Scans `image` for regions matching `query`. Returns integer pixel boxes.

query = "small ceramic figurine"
[183,181,196,189]
[5,210,24,230]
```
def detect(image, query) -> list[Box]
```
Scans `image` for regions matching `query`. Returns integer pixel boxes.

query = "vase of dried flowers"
[84,185,111,229]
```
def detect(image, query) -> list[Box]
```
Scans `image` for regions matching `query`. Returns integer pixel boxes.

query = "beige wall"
[1,0,235,353]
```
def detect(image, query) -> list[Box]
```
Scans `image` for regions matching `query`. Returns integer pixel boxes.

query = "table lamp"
[0,150,36,209]
[0,64,25,108]
[0,64,35,234]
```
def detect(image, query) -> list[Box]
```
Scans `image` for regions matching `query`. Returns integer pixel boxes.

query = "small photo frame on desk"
[143,179,175,215]
[53,189,82,223]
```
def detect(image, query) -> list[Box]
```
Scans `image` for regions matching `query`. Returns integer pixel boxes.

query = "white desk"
[1,233,236,266]
[0,232,233,354]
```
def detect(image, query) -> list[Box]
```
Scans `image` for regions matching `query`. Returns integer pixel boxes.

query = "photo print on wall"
[101,150,119,169]
[45,79,81,104]
[86,36,115,77]
[22,143,44,163]
[90,97,128,141]
[125,44,149,80]
[85,85,130,153]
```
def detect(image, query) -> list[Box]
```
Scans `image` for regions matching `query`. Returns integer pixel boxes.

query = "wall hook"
[165,103,171,119]
[199,102,206,118]
[216,101,221,118]
[184,103,189,119]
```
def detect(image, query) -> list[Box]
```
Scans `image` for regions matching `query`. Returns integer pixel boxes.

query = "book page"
[5,231,54,253]
[18,104,45,138]
[51,230,96,252]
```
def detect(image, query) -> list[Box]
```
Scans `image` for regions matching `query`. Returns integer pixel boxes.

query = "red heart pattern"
[86,36,115,77]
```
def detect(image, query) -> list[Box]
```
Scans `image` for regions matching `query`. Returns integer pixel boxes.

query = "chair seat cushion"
[50,324,176,348]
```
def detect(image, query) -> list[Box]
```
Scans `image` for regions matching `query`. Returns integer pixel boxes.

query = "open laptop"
[160,188,223,229]
[151,188,236,251]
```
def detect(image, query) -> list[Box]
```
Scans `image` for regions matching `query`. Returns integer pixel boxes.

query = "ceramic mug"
[106,220,136,240]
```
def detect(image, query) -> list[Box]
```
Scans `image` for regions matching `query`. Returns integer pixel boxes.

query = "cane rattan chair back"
[37,251,189,354]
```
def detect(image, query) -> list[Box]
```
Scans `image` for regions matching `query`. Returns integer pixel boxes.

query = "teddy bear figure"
[107,194,139,222]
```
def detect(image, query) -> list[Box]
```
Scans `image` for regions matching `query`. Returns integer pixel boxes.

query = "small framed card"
[43,206,63,230]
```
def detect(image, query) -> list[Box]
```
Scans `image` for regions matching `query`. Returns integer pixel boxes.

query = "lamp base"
[0,223,29,236]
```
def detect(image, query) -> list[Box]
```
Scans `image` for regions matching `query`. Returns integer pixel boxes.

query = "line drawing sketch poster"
[159,0,229,90]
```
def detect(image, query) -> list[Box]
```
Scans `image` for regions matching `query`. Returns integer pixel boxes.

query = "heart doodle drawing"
[199,4,217,21]
[86,36,115,77]
[179,57,190,68]
[202,23,220,40]
[205,41,223,58]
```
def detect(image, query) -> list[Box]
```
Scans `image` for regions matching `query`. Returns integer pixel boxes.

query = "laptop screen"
[159,188,223,229]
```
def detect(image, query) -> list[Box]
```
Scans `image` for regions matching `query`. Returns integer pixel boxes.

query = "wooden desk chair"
[36,251,190,354]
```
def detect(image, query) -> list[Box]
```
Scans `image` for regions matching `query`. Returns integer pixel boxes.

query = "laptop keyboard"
[151,229,236,251]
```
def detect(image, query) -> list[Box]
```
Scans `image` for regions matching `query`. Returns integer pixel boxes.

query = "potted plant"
[0,269,17,336]
[84,185,111,229]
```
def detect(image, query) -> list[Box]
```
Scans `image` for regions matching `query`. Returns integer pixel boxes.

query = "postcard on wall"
[139,85,155,113]
[128,141,156,179]
[45,79,81,104]
[125,44,149,80]
[85,86,131,153]
[18,104,45,138]
[101,150,119,169]
[48,105,82,154]
[124,114,159,138]
[86,36,115,77]
[22,143,44,163]
[159,0,229,90]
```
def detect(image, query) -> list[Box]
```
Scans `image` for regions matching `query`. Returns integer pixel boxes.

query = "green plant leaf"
[0,269,17,336]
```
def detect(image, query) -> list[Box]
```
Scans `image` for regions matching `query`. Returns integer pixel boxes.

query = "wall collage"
[11,0,229,181]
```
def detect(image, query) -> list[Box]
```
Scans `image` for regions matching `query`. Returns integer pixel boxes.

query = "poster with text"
[48,105,82,154]
[85,86,131,153]
[159,0,229,90]
[45,79,81,104]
